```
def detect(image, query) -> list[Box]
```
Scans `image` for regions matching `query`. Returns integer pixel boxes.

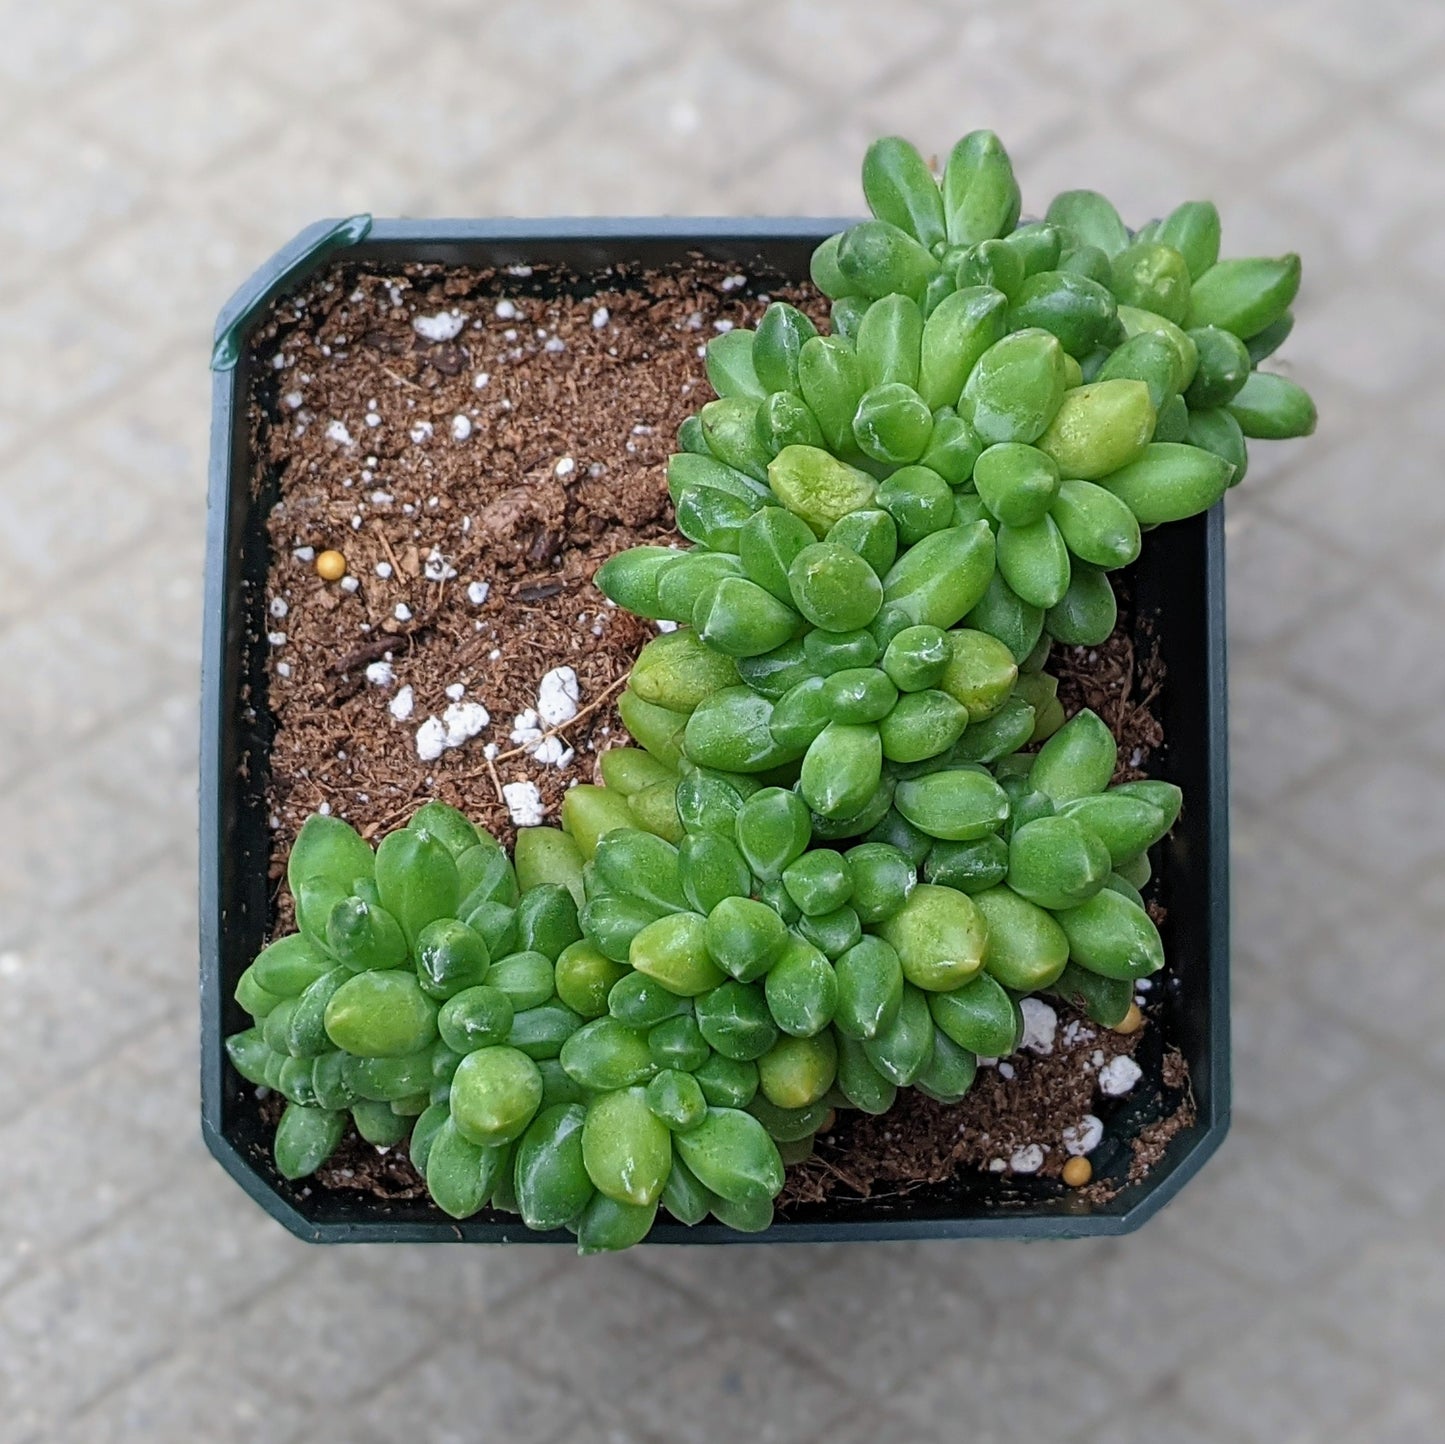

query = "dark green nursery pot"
[202,216,1229,1244]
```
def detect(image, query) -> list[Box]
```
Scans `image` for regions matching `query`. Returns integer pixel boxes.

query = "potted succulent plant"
[202,131,1313,1247]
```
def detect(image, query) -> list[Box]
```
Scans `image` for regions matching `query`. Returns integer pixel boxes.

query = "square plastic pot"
[202,216,1230,1244]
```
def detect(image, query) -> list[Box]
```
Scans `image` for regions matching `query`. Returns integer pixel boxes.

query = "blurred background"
[1,0,1439,1439]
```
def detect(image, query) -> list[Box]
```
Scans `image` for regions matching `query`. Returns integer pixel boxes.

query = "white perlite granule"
[414,716,448,762]
[591,306,609,329]
[413,311,465,341]
[388,685,415,720]
[451,414,472,441]
[442,701,488,745]
[325,420,354,446]
[415,701,490,762]
[510,708,542,748]
[536,666,580,727]
[445,682,465,702]
[424,548,456,582]
[1009,1144,1045,1174]
[466,581,490,606]
[1062,1115,1105,1156]
[532,736,575,768]
[365,661,394,687]
[503,780,545,826]
[509,701,574,769]
[1018,998,1058,1056]
[1098,1055,1143,1097]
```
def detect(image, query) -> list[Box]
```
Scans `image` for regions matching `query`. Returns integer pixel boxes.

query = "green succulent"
[230,129,1314,1251]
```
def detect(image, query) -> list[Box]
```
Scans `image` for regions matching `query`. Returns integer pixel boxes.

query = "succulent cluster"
[229,130,1314,1250]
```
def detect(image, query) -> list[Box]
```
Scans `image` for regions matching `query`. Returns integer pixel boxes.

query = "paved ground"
[1,0,1440,1439]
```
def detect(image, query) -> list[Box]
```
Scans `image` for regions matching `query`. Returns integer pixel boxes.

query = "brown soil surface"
[245,258,1193,1215]
[1053,592,1166,785]
[781,1030,1194,1206]
[249,258,822,910]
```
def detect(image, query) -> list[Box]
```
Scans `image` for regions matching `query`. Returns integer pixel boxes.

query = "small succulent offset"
[228,130,1314,1250]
